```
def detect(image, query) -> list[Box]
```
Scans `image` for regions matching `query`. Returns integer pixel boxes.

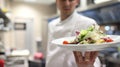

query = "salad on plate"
[63,24,113,45]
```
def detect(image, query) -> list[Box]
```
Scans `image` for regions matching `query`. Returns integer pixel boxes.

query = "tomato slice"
[103,37,113,42]
[106,38,113,42]
[63,40,69,44]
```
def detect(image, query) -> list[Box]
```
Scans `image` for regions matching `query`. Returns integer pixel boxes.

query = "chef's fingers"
[73,51,83,63]
[91,51,99,62]
[84,52,91,61]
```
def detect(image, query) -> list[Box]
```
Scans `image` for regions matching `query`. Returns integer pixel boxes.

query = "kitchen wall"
[3,1,57,56]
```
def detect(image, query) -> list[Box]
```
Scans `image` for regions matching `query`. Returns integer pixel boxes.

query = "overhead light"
[24,0,37,2]
[105,26,110,31]
[94,0,111,4]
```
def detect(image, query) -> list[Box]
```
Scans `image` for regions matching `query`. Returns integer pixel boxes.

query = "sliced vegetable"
[63,40,69,44]
[103,37,113,42]
[75,31,80,35]
[62,24,113,45]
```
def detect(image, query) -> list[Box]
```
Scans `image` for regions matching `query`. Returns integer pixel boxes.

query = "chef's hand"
[73,51,98,67]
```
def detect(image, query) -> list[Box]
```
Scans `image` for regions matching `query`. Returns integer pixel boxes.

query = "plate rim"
[51,35,120,51]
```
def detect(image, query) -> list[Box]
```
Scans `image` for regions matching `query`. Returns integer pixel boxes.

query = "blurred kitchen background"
[0,0,120,67]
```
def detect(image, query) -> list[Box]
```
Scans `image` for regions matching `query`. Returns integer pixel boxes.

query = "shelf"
[78,0,120,12]
[99,22,120,26]
[0,52,5,55]
[78,1,120,26]
[0,8,9,20]
[0,8,11,31]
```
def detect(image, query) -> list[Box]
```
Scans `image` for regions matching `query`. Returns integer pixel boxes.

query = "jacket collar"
[59,10,77,24]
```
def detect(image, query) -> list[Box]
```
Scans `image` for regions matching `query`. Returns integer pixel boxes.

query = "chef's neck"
[60,14,70,21]
[60,11,74,21]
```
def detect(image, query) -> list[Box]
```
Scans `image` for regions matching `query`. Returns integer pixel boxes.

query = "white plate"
[51,35,120,51]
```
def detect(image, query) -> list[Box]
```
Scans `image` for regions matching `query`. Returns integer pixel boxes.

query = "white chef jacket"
[46,10,101,67]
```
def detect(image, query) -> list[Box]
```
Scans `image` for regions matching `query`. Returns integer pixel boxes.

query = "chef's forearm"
[77,64,94,67]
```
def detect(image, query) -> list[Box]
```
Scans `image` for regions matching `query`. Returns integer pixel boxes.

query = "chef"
[46,0,101,67]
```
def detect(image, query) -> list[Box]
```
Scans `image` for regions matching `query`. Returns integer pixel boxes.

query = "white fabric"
[46,10,101,67]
